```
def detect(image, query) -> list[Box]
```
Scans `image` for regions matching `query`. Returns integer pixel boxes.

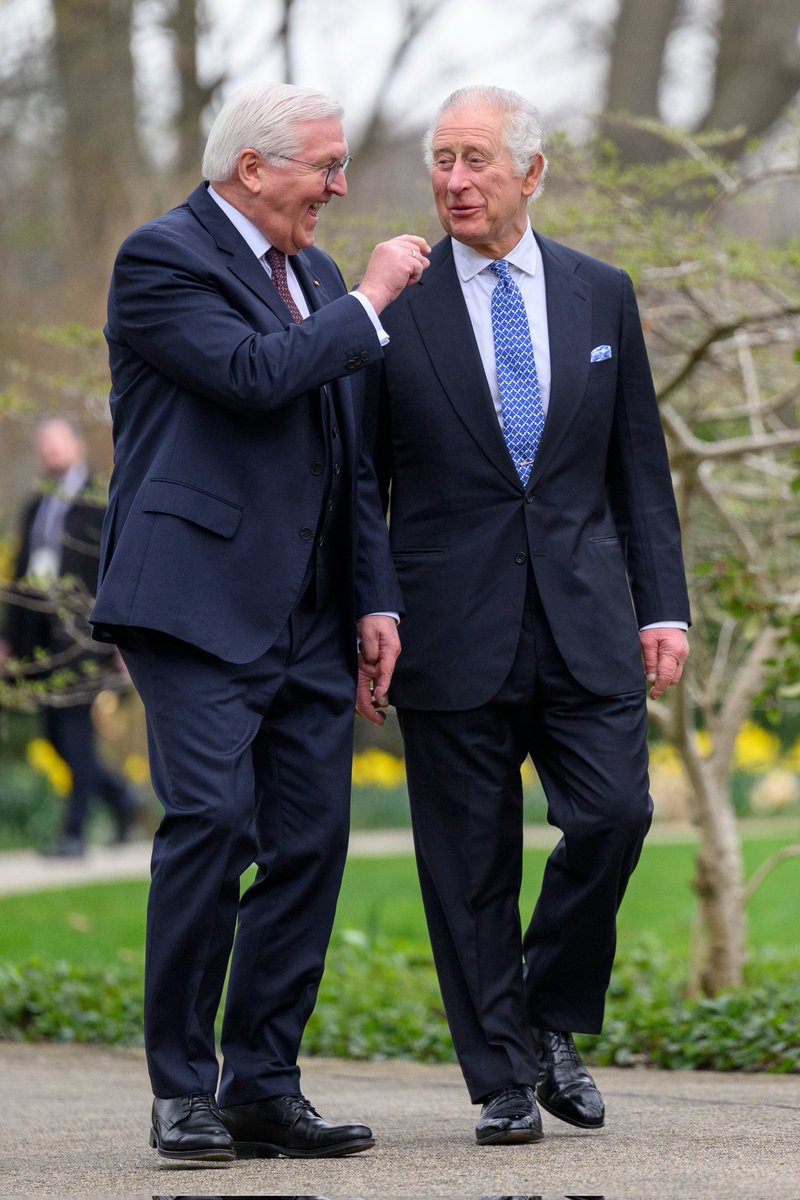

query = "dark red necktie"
[265,246,303,324]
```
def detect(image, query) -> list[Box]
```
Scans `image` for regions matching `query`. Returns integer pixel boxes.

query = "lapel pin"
[313,279,320,287]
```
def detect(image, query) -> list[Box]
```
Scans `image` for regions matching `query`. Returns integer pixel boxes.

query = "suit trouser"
[43,703,132,841]
[119,586,354,1104]
[398,574,652,1102]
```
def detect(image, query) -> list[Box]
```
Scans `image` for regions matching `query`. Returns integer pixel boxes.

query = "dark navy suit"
[371,233,690,1101]
[92,183,401,1104]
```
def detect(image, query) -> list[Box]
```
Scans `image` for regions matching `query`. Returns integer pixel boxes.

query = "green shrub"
[581,939,800,1073]
[303,930,452,1061]
[1,938,798,1073]
[0,762,61,849]
[0,957,143,1043]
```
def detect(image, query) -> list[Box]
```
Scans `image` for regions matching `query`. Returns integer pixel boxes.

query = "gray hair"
[422,85,549,197]
[202,81,345,182]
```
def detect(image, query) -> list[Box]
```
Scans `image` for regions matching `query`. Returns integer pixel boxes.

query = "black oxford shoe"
[150,1093,235,1161]
[219,1093,375,1158]
[532,1028,605,1128]
[475,1084,543,1145]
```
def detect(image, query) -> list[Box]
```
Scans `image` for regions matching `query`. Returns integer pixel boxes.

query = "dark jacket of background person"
[1,422,135,854]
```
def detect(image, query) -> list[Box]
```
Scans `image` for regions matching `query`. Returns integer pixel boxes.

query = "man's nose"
[447,160,472,192]
[328,169,348,196]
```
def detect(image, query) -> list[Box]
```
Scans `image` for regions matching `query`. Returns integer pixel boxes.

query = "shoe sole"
[149,1130,236,1161]
[232,1136,375,1158]
[535,1093,605,1129]
[476,1128,544,1145]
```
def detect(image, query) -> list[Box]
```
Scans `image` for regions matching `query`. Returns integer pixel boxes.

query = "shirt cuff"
[639,621,689,631]
[350,290,390,346]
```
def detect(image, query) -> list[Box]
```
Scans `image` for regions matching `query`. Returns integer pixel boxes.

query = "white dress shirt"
[452,222,551,425]
[207,185,386,339]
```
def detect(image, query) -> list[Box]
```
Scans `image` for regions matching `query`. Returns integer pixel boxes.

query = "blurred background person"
[0,417,137,858]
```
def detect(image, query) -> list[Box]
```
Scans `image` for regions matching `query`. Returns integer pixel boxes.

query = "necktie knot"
[489,259,512,284]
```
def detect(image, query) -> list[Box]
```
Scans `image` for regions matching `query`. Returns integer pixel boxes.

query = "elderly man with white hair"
[92,80,429,1164]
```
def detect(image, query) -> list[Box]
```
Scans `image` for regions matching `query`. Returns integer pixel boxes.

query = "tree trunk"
[50,0,147,294]
[172,0,212,177]
[699,0,800,153]
[689,766,747,995]
[670,683,746,996]
[275,0,299,84]
[601,0,682,163]
[601,0,800,163]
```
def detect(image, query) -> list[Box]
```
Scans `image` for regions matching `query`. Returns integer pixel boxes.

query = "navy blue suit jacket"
[92,183,402,662]
[371,233,690,708]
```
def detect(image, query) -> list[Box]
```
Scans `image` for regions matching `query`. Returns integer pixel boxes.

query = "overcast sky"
[4,0,724,157]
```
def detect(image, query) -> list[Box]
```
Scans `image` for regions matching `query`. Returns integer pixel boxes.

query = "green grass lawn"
[1,835,799,970]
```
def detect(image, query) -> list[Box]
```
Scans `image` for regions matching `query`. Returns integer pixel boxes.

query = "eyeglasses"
[267,153,352,188]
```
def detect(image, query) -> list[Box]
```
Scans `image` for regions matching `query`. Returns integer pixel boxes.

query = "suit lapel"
[406,239,520,488]
[531,234,592,482]
[187,183,299,326]
[292,252,333,313]
[293,249,358,459]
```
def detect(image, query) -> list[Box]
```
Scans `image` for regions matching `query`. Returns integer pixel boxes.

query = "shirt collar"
[452,221,540,282]
[207,184,272,261]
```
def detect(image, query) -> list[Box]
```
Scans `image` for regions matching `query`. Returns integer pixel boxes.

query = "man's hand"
[356,614,401,725]
[640,627,689,700]
[356,236,431,314]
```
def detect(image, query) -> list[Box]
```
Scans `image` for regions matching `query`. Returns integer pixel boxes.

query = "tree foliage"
[536,124,800,994]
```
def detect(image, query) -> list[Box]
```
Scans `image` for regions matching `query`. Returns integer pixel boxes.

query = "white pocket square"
[590,344,612,363]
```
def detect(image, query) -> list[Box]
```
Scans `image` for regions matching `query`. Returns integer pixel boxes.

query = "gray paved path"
[3,822,800,1196]
[1,1043,799,1199]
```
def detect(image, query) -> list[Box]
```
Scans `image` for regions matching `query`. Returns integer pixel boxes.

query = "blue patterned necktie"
[489,258,544,486]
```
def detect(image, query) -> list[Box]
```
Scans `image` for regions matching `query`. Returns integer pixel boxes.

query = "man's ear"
[522,153,545,199]
[237,149,263,195]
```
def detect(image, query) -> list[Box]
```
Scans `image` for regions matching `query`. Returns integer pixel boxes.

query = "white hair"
[422,85,549,197]
[202,81,344,182]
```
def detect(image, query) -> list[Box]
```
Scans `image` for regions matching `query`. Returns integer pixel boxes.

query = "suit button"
[299,527,313,540]
[525,493,535,504]
[334,463,342,475]
[310,462,323,475]
[360,350,370,362]
[346,357,360,370]
[327,501,335,512]
[515,552,527,564]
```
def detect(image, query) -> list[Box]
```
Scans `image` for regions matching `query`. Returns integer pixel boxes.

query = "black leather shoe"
[150,1093,236,1161]
[532,1028,605,1128]
[475,1084,543,1145]
[220,1094,374,1158]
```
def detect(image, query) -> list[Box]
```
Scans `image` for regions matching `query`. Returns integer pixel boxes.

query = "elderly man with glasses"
[91,80,429,1164]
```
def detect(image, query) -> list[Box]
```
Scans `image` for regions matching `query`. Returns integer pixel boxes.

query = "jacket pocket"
[392,547,447,556]
[140,478,243,538]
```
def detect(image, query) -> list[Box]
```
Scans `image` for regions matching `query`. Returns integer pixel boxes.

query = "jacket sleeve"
[607,271,691,627]
[107,225,384,419]
[353,367,403,619]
